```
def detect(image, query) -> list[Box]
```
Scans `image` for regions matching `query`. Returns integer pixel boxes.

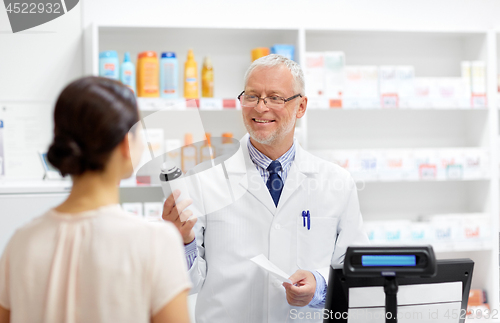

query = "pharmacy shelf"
[0,180,71,195]
[358,181,489,221]
[307,109,489,150]
[305,29,488,76]
[137,97,241,111]
[138,108,249,147]
[371,242,493,253]
[356,177,490,183]
[86,25,301,99]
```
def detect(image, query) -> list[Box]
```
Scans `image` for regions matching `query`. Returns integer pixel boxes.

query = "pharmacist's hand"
[162,190,197,245]
[282,270,316,307]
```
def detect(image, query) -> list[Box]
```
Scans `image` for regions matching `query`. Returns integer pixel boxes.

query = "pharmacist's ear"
[296,95,307,119]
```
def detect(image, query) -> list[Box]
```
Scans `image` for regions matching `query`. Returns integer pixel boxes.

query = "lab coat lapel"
[276,162,305,211]
[277,144,318,211]
[224,134,276,215]
[243,166,277,215]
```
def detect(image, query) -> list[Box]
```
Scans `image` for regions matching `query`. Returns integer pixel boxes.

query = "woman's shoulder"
[96,206,182,242]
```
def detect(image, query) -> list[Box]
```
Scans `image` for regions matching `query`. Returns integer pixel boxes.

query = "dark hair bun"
[47,76,139,177]
[47,136,84,176]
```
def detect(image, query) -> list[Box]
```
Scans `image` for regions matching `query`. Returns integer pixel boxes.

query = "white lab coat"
[186,134,369,323]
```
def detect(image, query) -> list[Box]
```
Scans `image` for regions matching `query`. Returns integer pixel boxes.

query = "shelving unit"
[84,25,499,316]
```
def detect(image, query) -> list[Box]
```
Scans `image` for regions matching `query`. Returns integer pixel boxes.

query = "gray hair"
[243,54,305,95]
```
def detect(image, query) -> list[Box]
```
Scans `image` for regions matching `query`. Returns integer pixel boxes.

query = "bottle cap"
[138,51,157,59]
[222,132,233,144]
[203,56,212,68]
[187,49,194,59]
[99,50,118,59]
[160,162,183,181]
[123,52,131,62]
[251,48,270,62]
[161,52,176,59]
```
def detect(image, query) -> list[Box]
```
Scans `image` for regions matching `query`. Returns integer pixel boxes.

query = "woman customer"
[0,76,191,323]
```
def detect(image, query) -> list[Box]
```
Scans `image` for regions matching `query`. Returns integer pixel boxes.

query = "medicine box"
[304,52,325,98]
[343,66,380,109]
[379,66,398,108]
[471,61,487,108]
[122,202,144,217]
[377,149,414,181]
[144,202,164,222]
[396,66,415,109]
[323,52,345,103]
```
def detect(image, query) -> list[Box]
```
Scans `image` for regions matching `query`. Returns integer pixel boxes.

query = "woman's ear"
[120,134,131,159]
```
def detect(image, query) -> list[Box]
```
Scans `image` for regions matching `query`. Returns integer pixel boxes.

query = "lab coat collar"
[224,133,319,174]
[223,133,319,214]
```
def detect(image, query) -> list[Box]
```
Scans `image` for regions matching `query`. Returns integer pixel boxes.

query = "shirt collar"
[247,137,296,171]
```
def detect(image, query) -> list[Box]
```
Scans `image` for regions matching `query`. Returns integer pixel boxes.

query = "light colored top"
[0,204,191,323]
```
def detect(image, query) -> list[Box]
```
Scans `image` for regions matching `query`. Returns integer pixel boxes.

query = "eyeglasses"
[238,91,302,109]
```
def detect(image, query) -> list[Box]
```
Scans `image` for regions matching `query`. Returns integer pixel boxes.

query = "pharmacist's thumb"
[182,216,197,233]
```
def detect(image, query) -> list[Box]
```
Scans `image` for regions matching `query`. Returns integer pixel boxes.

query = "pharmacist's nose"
[254,99,269,113]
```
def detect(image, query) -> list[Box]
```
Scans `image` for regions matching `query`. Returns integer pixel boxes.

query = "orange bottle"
[218,132,234,158]
[137,51,159,97]
[201,56,214,98]
[181,133,197,173]
[251,47,270,62]
[200,133,215,162]
[184,49,199,99]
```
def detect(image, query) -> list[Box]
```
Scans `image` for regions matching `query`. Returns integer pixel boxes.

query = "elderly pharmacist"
[163,54,369,323]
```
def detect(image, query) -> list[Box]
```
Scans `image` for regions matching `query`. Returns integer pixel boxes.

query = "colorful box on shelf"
[122,202,144,217]
[307,97,343,109]
[430,213,491,251]
[364,213,491,252]
[470,61,487,109]
[377,149,415,181]
[305,57,485,109]
[363,220,412,245]
[343,66,380,109]
[310,148,489,182]
[144,202,163,221]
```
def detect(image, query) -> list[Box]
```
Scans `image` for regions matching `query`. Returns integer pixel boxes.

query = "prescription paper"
[250,254,292,284]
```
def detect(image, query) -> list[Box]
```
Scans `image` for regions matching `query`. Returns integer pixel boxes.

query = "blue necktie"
[267,160,283,207]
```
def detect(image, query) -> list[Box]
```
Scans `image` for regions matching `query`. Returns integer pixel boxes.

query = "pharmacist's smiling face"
[242,65,304,149]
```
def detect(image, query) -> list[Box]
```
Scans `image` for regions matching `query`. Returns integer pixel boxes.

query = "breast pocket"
[296,216,338,270]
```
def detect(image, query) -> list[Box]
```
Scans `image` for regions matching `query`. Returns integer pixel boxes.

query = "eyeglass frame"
[237,91,303,108]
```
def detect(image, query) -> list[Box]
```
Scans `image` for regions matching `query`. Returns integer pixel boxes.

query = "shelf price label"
[199,98,223,110]
[158,99,186,110]
[222,99,237,109]
[307,97,329,109]
[137,98,187,111]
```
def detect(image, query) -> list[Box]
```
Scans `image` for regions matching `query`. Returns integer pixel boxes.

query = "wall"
[0,2,83,245]
[0,1,83,179]
[81,0,500,31]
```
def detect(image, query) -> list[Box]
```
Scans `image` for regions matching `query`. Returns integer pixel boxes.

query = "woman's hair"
[47,76,139,177]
